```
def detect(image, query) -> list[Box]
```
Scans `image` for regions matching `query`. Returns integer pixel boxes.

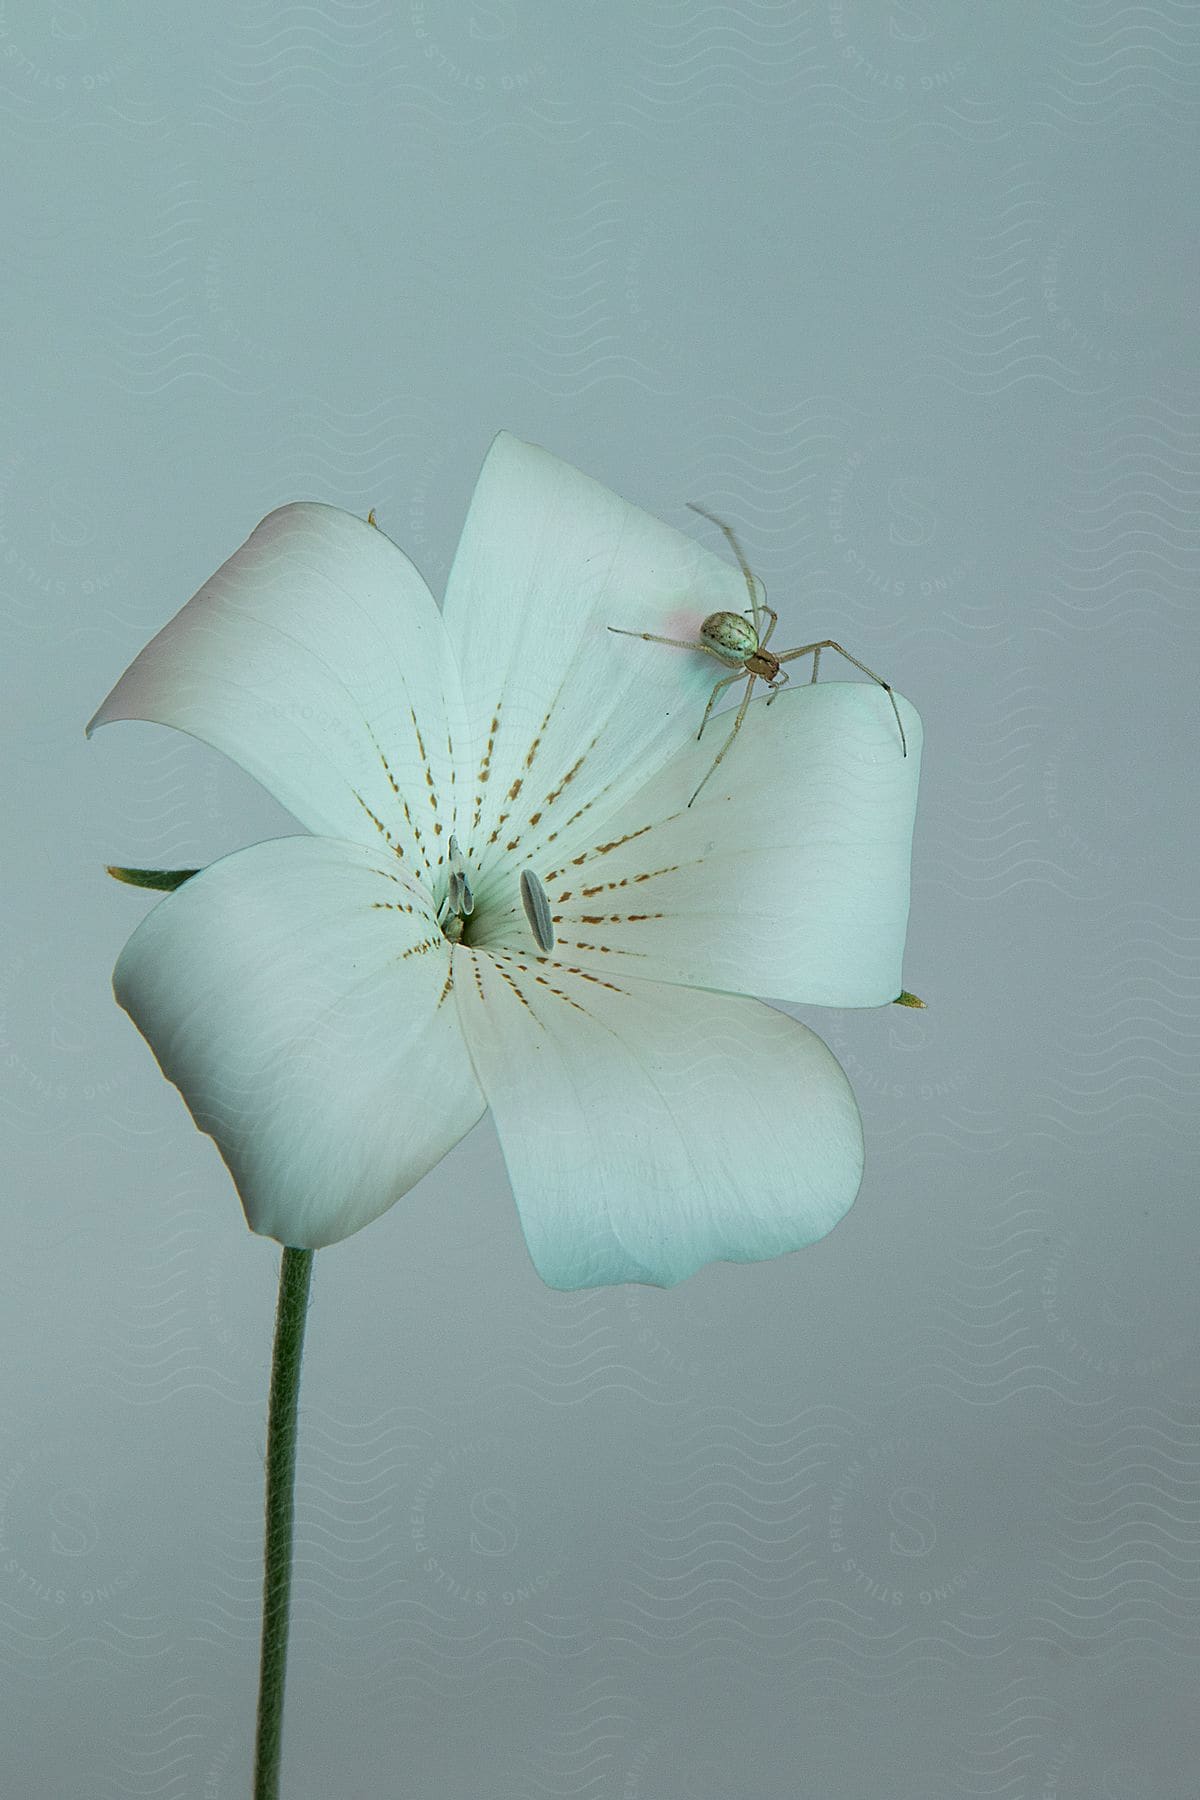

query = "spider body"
[701,611,786,684]
[608,504,905,807]
[699,609,762,663]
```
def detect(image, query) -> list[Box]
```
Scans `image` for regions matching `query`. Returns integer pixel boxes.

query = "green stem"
[253,1246,315,1800]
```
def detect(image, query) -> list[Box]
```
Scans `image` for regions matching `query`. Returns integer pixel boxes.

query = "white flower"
[88,433,922,1290]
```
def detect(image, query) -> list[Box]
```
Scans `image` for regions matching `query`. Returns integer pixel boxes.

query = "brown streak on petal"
[399,796,432,880]
[523,707,553,773]
[400,938,440,958]
[544,743,593,808]
[578,864,681,899]
[477,711,501,785]
[593,822,654,856]
[366,729,412,822]
[472,707,502,833]
[493,959,536,1016]
[353,791,405,859]
[574,969,627,994]
[563,938,648,958]
[532,973,588,1015]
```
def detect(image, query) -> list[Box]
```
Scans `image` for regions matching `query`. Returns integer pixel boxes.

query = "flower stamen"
[438,833,476,943]
[519,868,555,954]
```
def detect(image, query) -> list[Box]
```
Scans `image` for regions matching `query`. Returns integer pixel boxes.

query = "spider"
[608,503,906,806]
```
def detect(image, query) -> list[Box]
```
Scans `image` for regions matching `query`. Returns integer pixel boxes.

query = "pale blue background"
[2,4,1198,1795]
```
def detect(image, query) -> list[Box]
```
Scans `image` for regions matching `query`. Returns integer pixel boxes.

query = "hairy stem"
[253,1245,315,1800]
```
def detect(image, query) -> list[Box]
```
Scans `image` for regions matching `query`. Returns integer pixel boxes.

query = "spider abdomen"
[700,610,758,662]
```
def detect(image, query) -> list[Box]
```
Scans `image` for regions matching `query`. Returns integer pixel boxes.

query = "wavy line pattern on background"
[1033,904,1200,1144]
[0,1402,174,1673]
[928,662,1060,900]
[884,1156,1195,1401]
[613,1409,846,1663]
[0,1604,172,1683]
[612,0,1008,139]
[76,1193,280,1410]
[948,1647,1200,1796]
[190,1402,596,1699]
[199,1,415,123]
[946,1676,1063,1800]
[0,4,146,131]
[476,1289,664,1411]
[102,174,248,395]
[883,1193,1095,1408]
[0,419,164,642]
[636,396,993,666]
[1033,0,1200,132]
[616,0,821,115]
[499,1673,638,1800]
[612,1405,1030,1684]
[517,168,687,400]
[197,0,580,134]
[0,942,164,1141]
[93,1680,217,1800]
[910,165,1108,397]
[1034,1405,1200,1655]
[1040,396,1200,635]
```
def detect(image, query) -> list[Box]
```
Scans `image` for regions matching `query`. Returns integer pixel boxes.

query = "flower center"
[437,834,476,945]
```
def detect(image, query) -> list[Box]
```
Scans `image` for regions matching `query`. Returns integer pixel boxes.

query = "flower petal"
[441,433,754,901]
[484,681,921,1009]
[454,950,863,1289]
[87,505,468,887]
[113,835,485,1248]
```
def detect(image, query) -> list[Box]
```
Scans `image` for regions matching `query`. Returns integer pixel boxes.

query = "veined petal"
[112,835,485,1248]
[484,681,921,1009]
[87,505,469,889]
[441,433,753,900]
[454,949,863,1290]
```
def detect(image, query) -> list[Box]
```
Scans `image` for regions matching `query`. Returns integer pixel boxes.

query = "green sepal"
[892,989,926,1008]
[106,865,200,892]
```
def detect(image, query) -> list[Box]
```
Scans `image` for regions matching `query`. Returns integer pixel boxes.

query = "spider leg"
[686,502,768,635]
[688,673,760,807]
[608,627,709,652]
[696,668,747,741]
[774,639,907,755]
[757,604,779,651]
[764,668,790,707]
